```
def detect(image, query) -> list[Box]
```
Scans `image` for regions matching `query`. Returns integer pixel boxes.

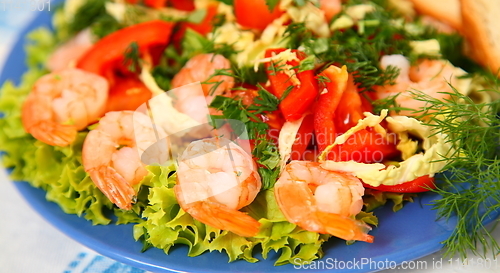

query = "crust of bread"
[410,0,462,30]
[461,0,500,75]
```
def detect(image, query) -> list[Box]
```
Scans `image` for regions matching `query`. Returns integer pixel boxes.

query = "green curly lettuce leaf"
[134,165,333,266]
[0,27,140,225]
[363,189,416,212]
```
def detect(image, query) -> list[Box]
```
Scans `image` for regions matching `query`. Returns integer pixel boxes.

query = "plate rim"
[3,5,500,273]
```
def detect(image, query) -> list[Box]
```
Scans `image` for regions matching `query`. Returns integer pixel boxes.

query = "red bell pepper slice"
[172,2,218,49]
[76,20,175,76]
[125,0,194,11]
[363,175,436,193]
[144,0,168,9]
[183,2,218,35]
[326,127,400,163]
[334,75,367,134]
[105,75,152,112]
[313,65,348,152]
[234,0,284,31]
[230,87,285,131]
[265,49,319,121]
[170,0,195,11]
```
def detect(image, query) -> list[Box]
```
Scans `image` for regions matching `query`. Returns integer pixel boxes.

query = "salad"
[1,0,499,267]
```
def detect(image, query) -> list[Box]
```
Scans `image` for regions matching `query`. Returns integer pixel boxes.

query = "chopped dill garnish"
[182,28,238,60]
[151,28,240,91]
[370,89,413,115]
[202,63,268,95]
[409,80,500,259]
[282,0,439,92]
[210,87,281,190]
[123,42,142,73]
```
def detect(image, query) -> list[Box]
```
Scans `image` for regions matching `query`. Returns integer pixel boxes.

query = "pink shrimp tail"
[316,211,374,243]
[174,186,260,237]
[88,166,135,210]
[27,121,77,147]
[22,95,77,146]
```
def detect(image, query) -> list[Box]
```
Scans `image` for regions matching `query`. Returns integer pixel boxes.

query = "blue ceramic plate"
[2,6,499,273]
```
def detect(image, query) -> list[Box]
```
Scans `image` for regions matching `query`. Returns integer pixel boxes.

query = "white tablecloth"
[0,8,499,273]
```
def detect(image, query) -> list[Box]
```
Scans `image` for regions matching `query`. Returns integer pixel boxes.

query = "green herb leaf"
[186,8,207,24]
[123,42,142,73]
[265,0,280,12]
[408,80,500,259]
[215,0,234,5]
[68,0,107,34]
[209,84,282,189]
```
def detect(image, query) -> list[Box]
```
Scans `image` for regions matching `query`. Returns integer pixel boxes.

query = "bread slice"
[461,0,500,75]
[409,0,462,30]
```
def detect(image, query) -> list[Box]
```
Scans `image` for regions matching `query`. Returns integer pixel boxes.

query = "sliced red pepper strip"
[144,0,168,9]
[265,49,319,121]
[313,65,348,152]
[229,86,285,136]
[170,0,195,11]
[183,2,218,35]
[76,20,175,76]
[105,75,152,112]
[334,74,366,134]
[234,0,284,31]
[363,175,436,193]
[326,128,400,163]
[360,92,374,114]
[172,2,218,50]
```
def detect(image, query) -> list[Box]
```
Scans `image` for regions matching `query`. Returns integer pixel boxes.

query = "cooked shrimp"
[22,68,108,146]
[171,54,234,118]
[375,55,459,116]
[82,111,169,210]
[274,161,374,243]
[320,0,342,22]
[47,29,93,72]
[421,16,456,34]
[171,53,234,97]
[174,137,261,237]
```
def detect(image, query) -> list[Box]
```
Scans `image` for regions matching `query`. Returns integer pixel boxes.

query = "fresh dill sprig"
[151,28,240,91]
[123,42,142,73]
[201,63,268,96]
[370,90,413,115]
[408,81,500,259]
[182,28,238,60]
[282,1,413,92]
[209,88,281,189]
